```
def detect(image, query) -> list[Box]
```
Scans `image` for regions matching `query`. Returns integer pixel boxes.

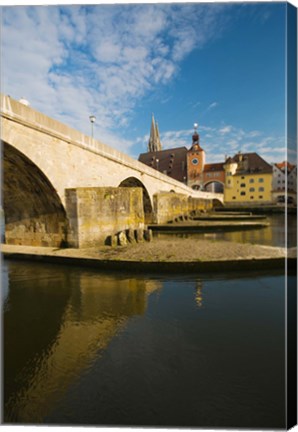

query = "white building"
[272,161,297,205]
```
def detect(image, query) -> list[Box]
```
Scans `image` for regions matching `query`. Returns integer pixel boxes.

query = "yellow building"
[224,152,273,205]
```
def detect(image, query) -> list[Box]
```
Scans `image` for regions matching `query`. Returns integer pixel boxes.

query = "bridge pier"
[2,187,217,248]
[65,187,145,248]
[152,192,213,224]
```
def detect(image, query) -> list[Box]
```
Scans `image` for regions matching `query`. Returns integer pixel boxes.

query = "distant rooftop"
[226,152,272,175]
[138,147,188,182]
[275,161,296,172]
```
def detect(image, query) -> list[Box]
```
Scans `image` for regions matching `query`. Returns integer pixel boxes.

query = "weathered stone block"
[135,228,144,242]
[144,229,153,242]
[105,235,118,246]
[118,231,128,246]
[126,228,136,243]
[152,192,213,225]
[65,187,145,247]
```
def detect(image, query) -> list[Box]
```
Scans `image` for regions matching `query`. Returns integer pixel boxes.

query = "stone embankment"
[150,211,270,232]
[2,238,296,274]
[149,220,269,232]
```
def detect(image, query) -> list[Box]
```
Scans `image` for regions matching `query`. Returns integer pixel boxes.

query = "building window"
[240,191,246,196]
[228,180,231,184]
[250,196,254,199]
[232,196,236,200]
[249,179,254,183]
[241,176,245,179]
[249,187,255,192]
[240,183,245,187]
[258,178,264,183]
[259,195,263,199]
[259,187,264,192]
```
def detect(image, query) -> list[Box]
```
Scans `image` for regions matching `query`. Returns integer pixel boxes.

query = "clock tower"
[186,123,205,189]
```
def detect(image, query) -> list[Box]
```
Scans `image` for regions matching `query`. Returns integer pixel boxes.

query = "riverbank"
[2,239,296,273]
[149,219,269,232]
[215,205,297,214]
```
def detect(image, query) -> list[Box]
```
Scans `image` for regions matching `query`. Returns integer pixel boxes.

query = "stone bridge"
[1,94,223,247]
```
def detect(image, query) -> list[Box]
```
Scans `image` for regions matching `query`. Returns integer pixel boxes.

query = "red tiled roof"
[203,162,225,172]
[275,161,296,172]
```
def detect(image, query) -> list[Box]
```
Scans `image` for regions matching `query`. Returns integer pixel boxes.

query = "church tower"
[186,123,205,189]
[148,114,162,152]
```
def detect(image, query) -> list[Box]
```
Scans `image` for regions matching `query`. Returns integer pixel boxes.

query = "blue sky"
[1,2,293,164]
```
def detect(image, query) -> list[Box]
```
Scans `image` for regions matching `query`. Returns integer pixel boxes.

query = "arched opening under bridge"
[204,181,224,194]
[119,177,153,223]
[2,142,68,247]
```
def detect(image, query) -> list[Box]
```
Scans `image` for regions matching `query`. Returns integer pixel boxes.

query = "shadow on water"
[3,257,288,429]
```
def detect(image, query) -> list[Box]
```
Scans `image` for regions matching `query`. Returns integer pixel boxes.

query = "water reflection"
[3,260,288,428]
[195,281,204,308]
[154,214,296,247]
[3,261,162,423]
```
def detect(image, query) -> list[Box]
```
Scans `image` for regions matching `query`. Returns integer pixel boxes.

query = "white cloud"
[144,123,287,165]
[161,129,193,149]
[207,102,219,111]
[1,4,231,153]
[247,130,262,138]
[219,125,232,135]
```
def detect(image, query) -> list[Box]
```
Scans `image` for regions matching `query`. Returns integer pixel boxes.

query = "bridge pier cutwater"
[1,94,223,247]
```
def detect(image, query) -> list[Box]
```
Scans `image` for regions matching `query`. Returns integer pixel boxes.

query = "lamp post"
[89,115,96,138]
[156,158,159,171]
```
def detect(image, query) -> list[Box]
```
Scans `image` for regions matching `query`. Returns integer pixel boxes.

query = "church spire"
[148,114,162,152]
[155,121,162,151]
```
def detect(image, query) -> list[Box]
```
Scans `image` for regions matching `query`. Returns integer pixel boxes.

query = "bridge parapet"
[1,94,223,203]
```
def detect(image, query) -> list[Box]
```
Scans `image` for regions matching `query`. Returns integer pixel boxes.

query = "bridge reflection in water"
[3,262,161,423]
[3,258,287,429]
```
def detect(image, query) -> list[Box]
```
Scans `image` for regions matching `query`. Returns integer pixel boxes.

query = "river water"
[2,214,296,428]
[154,214,297,247]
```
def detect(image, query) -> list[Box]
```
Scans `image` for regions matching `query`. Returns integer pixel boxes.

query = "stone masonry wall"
[188,196,213,214]
[153,192,213,224]
[65,187,145,247]
[5,213,67,247]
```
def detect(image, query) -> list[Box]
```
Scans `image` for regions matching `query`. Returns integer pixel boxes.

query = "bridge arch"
[118,177,153,223]
[2,142,68,247]
[203,180,224,194]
